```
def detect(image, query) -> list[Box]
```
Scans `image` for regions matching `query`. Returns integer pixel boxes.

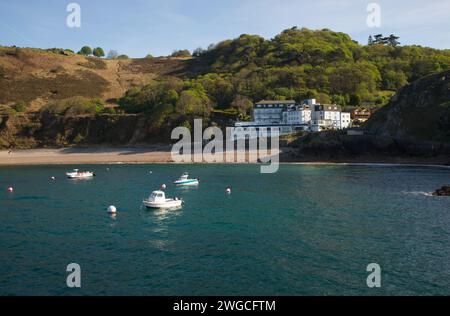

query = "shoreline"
[1,147,449,168]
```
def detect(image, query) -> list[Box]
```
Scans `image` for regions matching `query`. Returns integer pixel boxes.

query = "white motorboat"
[143,191,183,209]
[66,169,95,179]
[174,173,199,186]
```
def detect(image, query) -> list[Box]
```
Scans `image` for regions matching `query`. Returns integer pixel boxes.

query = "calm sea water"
[0,164,449,296]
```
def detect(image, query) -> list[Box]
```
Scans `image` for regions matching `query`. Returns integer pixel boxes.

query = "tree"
[176,88,212,117]
[231,95,253,115]
[171,49,191,58]
[117,54,129,59]
[78,46,93,56]
[316,92,331,104]
[373,34,384,45]
[383,70,408,90]
[93,47,105,58]
[369,34,400,46]
[145,53,154,58]
[387,34,400,47]
[193,47,205,57]
[107,50,119,59]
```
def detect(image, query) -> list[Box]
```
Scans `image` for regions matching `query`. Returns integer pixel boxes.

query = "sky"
[0,0,449,57]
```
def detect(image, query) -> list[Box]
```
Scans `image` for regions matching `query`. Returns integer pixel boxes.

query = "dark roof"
[256,100,297,105]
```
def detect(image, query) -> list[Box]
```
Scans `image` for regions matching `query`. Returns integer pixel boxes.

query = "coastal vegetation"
[290,70,450,163]
[40,97,109,116]
[1,27,450,149]
[115,28,450,131]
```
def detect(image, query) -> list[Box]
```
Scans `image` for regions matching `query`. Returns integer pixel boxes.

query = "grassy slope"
[0,47,193,111]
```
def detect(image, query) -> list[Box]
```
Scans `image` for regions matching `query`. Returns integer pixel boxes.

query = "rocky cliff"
[290,71,450,163]
[365,70,450,142]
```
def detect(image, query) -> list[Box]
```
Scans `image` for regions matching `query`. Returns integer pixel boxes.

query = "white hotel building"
[234,99,351,138]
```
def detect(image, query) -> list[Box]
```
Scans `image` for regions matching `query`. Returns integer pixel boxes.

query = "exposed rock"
[290,71,450,161]
[365,70,450,143]
[433,186,450,197]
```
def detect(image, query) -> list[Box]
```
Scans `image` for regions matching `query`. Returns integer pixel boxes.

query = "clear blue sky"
[0,0,449,57]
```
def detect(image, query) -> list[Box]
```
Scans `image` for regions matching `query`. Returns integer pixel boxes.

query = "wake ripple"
[402,191,434,197]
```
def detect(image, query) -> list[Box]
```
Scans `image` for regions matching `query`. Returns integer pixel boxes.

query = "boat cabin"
[149,191,166,202]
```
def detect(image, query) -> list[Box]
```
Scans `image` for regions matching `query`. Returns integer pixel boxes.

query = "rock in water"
[433,186,450,196]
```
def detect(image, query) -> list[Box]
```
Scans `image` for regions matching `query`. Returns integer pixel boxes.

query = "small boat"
[174,173,199,186]
[143,191,183,209]
[66,169,95,179]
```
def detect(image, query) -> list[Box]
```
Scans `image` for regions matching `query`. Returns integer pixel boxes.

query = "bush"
[41,97,105,116]
[171,49,191,58]
[93,47,105,58]
[46,48,73,56]
[78,46,93,56]
[102,107,117,114]
[11,101,28,113]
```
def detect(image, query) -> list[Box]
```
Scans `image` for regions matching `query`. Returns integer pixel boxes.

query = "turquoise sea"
[0,164,449,296]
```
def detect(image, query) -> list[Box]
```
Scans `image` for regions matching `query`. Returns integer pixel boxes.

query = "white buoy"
[107,205,117,214]
[7,187,14,193]
[51,176,56,181]
[226,188,231,194]
[161,184,167,190]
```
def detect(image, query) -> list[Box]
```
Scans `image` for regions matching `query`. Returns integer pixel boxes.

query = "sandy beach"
[0,147,283,165]
[1,147,449,167]
[0,147,174,165]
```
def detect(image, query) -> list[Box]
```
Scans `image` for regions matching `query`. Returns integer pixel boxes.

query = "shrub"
[93,47,105,58]
[78,46,93,56]
[41,97,105,116]
[171,49,191,58]
[11,101,28,113]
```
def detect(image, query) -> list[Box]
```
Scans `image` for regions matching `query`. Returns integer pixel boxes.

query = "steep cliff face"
[291,130,450,162]
[290,71,450,162]
[365,70,450,142]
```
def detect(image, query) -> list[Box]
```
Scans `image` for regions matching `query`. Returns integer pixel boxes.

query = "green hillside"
[2,27,450,148]
[365,70,450,142]
[119,27,450,128]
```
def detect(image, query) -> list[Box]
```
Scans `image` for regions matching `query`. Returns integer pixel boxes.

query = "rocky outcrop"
[290,130,450,161]
[433,186,450,196]
[290,71,450,162]
[365,70,450,143]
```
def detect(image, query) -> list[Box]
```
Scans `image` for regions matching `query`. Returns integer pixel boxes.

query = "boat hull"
[174,179,199,186]
[66,172,95,179]
[143,199,182,209]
